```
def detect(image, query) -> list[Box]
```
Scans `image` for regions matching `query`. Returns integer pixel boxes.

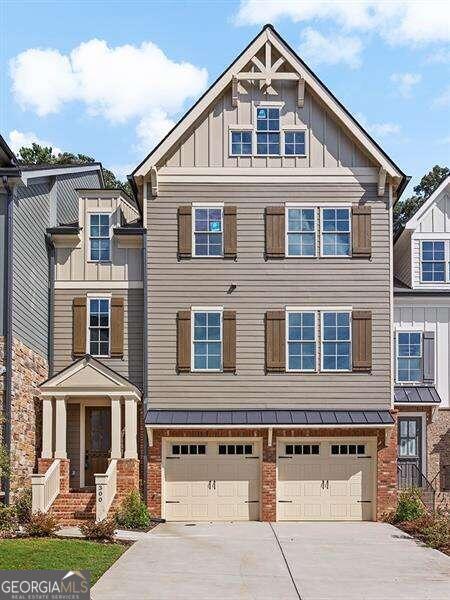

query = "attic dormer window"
[421,241,445,282]
[256,107,280,155]
[90,213,110,262]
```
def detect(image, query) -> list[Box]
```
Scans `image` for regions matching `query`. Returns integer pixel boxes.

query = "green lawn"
[0,538,127,584]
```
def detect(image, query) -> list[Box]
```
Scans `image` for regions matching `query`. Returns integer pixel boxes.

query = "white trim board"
[54,281,143,289]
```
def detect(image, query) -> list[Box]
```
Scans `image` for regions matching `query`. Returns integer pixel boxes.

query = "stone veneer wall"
[428,408,450,510]
[147,424,397,521]
[4,338,48,497]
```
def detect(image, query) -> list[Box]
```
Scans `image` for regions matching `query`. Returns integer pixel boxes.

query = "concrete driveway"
[92,522,450,600]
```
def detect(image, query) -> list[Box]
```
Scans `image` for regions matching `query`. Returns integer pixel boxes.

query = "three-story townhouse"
[394,175,450,509]
[132,25,407,522]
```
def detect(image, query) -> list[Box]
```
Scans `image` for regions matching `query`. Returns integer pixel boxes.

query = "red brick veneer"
[147,424,397,521]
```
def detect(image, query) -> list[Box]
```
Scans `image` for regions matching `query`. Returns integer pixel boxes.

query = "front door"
[398,417,422,487]
[85,407,111,486]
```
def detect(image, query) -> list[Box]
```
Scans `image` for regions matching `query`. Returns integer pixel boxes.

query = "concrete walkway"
[91,522,450,600]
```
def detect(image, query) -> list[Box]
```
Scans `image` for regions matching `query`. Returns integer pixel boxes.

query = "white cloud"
[10,39,208,151]
[356,113,400,138]
[299,28,363,69]
[235,1,450,46]
[390,72,421,98]
[7,129,62,156]
[135,108,175,153]
[425,48,450,64]
[434,85,450,107]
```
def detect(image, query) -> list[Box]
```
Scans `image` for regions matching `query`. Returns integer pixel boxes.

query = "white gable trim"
[133,26,404,183]
[405,176,450,230]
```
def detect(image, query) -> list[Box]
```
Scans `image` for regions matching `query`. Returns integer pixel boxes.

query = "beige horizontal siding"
[147,182,391,410]
[53,288,143,389]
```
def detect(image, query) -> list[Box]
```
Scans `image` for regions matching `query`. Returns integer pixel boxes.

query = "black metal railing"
[397,463,435,512]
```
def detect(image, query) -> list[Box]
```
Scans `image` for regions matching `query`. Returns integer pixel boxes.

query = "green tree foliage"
[394,165,449,234]
[17,143,133,197]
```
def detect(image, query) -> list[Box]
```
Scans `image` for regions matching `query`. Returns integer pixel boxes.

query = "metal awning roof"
[145,409,394,427]
[394,386,441,404]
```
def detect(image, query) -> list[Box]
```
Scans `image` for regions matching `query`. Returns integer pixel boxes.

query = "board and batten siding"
[56,171,102,225]
[53,288,143,389]
[163,83,375,170]
[394,302,450,407]
[147,182,391,410]
[55,194,142,282]
[12,182,50,358]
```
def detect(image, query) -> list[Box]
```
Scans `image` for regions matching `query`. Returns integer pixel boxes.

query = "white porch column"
[41,397,53,459]
[110,397,122,459]
[124,396,138,459]
[54,397,67,459]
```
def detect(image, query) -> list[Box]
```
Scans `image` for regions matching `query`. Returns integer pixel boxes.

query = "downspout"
[2,176,14,504]
[45,233,55,376]
[141,185,149,503]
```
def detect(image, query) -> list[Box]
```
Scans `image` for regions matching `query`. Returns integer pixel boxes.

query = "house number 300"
[98,486,103,502]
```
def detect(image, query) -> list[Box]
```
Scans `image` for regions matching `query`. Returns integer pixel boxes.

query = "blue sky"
[1,0,449,195]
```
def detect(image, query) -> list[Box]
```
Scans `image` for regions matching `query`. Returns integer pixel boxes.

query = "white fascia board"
[405,176,450,230]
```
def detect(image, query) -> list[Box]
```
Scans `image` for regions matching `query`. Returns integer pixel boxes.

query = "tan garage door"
[277,438,375,521]
[163,440,261,521]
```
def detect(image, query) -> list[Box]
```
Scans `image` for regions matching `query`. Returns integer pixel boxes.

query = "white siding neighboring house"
[394,176,450,508]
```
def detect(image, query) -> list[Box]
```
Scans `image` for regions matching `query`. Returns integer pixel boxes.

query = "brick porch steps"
[49,491,96,525]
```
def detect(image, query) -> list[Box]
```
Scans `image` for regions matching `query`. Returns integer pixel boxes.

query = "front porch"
[31,356,141,522]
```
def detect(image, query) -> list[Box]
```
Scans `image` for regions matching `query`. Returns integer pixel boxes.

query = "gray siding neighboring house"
[0,196,6,335]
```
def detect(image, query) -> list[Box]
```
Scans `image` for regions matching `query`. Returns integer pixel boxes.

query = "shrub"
[24,511,60,537]
[13,488,32,524]
[80,518,116,541]
[422,512,449,551]
[0,506,18,538]
[115,490,150,530]
[395,488,425,523]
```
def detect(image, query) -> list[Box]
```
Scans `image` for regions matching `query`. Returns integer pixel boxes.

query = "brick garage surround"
[147,424,397,521]
[116,458,140,500]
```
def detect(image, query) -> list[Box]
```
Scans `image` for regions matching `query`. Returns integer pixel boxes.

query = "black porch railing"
[397,463,435,512]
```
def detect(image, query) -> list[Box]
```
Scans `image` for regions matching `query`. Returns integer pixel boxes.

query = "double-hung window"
[192,310,222,371]
[286,208,316,256]
[322,311,351,371]
[287,311,316,371]
[321,208,351,256]
[193,207,223,257]
[421,241,445,282]
[284,131,306,155]
[230,130,252,155]
[256,107,280,155]
[396,332,422,383]
[88,298,110,357]
[90,214,110,262]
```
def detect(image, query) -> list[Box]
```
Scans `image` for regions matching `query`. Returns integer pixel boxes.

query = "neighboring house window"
[230,130,252,155]
[286,208,316,256]
[193,207,223,257]
[256,107,280,155]
[397,331,422,382]
[284,131,306,155]
[192,310,222,370]
[90,214,110,261]
[322,311,351,371]
[321,208,351,256]
[421,241,445,282]
[287,311,316,371]
[88,298,110,357]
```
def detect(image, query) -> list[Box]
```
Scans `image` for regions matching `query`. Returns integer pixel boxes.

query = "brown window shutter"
[110,297,124,358]
[223,310,236,373]
[177,311,191,372]
[73,297,87,357]
[352,205,372,258]
[224,206,237,260]
[265,207,285,259]
[265,311,285,372]
[352,311,372,372]
[178,206,192,259]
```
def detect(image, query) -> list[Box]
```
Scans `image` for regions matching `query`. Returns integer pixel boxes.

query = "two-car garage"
[161,437,376,522]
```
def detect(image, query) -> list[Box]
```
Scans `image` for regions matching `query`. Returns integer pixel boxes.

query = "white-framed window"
[192,207,223,257]
[88,297,110,357]
[331,444,366,456]
[218,444,253,455]
[284,130,306,155]
[421,241,446,282]
[286,311,317,371]
[396,331,422,383]
[285,444,320,455]
[171,444,206,455]
[192,309,222,371]
[230,130,252,155]
[89,213,111,262]
[256,107,280,155]
[321,208,351,257]
[321,311,351,371]
[286,208,316,257]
